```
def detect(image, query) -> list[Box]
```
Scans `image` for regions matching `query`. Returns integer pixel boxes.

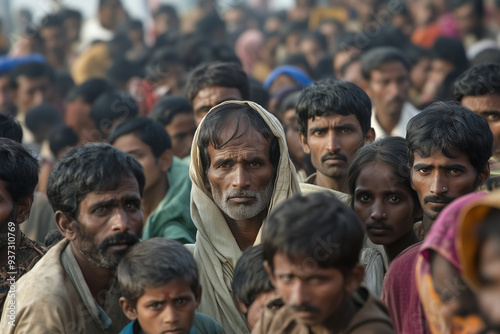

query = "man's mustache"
[423,195,455,204]
[321,152,347,163]
[289,304,321,313]
[101,232,139,250]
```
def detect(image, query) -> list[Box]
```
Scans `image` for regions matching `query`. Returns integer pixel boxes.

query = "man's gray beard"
[211,180,274,221]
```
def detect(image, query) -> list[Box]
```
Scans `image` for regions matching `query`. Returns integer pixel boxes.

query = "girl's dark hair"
[348,136,419,208]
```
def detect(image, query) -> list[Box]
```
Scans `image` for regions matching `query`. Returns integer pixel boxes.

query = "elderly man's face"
[205,122,275,221]
[71,176,143,270]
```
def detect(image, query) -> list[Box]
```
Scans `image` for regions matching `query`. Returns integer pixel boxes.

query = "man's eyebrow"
[244,157,266,164]
[213,158,232,166]
[309,126,328,133]
[440,164,466,170]
[413,164,432,170]
[89,199,116,210]
[482,110,500,115]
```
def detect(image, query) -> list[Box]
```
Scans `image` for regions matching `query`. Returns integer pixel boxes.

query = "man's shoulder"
[347,287,395,333]
[299,182,351,205]
[252,305,308,334]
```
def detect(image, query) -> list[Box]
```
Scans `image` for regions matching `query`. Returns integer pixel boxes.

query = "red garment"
[381,243,430,334]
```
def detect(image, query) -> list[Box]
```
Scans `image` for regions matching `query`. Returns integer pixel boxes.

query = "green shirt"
[142,157,197,243]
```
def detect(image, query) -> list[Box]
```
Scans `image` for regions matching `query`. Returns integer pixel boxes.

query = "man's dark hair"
[0,138,39,203]
[454,63,500,102]
[150,95,193,127]
[109,117,172,158]
[348,136,419,209]
[153,4,178,19]
[296,79,371,137]
[25,103,63,137]
[145,47,182,82]
[185,62,249,105]
[0,114,22,143]
[405,43,432,67]
[282,53,312,76]
[361,47,410,81]
[10,62,55,89]
[197,103,279,175]
[46,143,145,220]
[471,48,500,66]
[431,37,469,73]
[39,14,63,30]
[232,244,274,310]
[49,125,78,158]
[66,78,114,104]
[406,101,493,175]
[60,8,82,22]
[91,90,138,138]
[299,31,328,52]
[249,78,270,110]
[117,237,199,306]
[262,193,364,273]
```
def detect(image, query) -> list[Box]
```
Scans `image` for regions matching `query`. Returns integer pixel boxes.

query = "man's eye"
[175,298,187,305]
[150,302,162,309]
[281,274,293,283]
[94,207,108,215]
[249,162,261,167]
[126,202,140,210]
[341,127,352,133]
[313,130,325,136]
[418,168,430,174]
[449,168,461,175]
[487,114,500,121]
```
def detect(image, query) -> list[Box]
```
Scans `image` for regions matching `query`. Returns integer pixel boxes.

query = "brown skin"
[265,253,364,333]
[165,112,196,159]
[14,75,52,116]
[411,149,489,238]
[364,61,410,136]
[191,86,242,126]
[120,280,202,334]
[478,237,500,327]
[461,94,500,160]
[55,177,143,305]
[0,180,33,268]
[299,114,375,193]
[203,122,275,250]
[353,162,420,262]
[112,134,173,223]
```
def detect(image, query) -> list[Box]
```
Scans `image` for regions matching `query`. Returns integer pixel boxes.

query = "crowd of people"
[0,0,499,332]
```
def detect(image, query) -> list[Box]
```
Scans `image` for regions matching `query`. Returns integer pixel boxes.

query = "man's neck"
[310,294,358,333]
[420,216,435,239]
[384,229,419,263]
[315,172,347,194]
[375,107,403,136]
[225,211,266,250]
[142,175,168,223]
[70,243,114,307]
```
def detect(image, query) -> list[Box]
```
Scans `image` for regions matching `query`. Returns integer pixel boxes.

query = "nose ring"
[442,186,447,191]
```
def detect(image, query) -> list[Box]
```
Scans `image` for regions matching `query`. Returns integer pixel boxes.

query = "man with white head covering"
[188,100,300,333]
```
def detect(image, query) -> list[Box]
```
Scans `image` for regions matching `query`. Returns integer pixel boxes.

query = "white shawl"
[188,100,301,333]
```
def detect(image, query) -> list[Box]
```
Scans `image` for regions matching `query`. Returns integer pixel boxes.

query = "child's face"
[120,280,200,334]
[242,290,281,330]
[353,162,418,245]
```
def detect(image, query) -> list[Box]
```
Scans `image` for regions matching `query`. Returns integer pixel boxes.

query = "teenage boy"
[117,237,224,334]
[257,192,395,333]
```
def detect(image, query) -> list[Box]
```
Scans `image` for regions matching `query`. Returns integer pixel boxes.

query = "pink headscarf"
[235,29,263,75]
[416,192,487,334]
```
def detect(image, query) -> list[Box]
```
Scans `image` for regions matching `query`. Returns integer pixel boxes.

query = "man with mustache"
[381,102,492,333]
[406,102,491,240]
[189,100,300,333]
[255,193,395,333]
[360,47,419,139]
[1,143,145,333]
[296,80,375,197]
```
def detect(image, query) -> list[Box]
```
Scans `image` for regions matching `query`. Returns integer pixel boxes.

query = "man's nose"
[231,165,251,188]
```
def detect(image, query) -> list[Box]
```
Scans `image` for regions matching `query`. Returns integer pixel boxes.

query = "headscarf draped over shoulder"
[188,100,301,333]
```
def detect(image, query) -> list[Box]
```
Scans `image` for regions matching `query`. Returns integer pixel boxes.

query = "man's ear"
[299,133,311,155]
[263,261,276,287]
[55,211,77,241]
[194,286,202,309]
[476,163,490,189]
[119,297,138,321]
[344,264,364,294]
[159,149,174,173]
[237,301,248,314]
[15,195,34,224]
[363,128,375,145]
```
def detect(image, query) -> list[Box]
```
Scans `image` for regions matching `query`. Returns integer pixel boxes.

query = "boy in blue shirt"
[117,238,225,334]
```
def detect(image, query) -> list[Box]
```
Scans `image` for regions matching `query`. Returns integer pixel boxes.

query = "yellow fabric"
[457,190,500,290]
[71,42,112,85]
[188,100,301,333]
